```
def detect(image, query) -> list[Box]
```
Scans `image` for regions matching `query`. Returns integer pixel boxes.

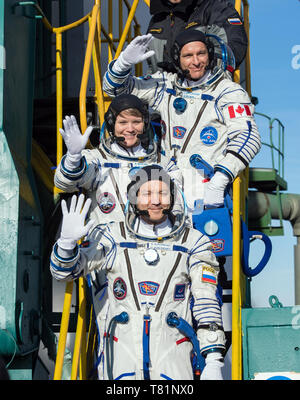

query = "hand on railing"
[203,172,230,209]
[116,34,155,71]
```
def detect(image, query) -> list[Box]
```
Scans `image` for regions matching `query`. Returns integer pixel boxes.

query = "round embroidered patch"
[200,126,218,146]
[173,97,187,113]
[113,277,127,300]
[98,192,116,214]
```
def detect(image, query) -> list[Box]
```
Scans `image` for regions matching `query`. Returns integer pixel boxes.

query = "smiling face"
[179,41,209,81]
[114,109,144,148]
[137,180,171,224]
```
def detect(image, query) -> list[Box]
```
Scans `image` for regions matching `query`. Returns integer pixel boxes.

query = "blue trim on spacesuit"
[108,60,131,77]
[52,243,79,266]
[105,71,123,88]
[200,343,226,355]
[143,315,151,380]
[60,155,88,181]
[119,242,189,253]
[115,372,136,380]
[214,164,234,182]
[160,373,173,380]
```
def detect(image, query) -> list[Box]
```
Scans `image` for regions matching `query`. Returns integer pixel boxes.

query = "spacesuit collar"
[111,142,147,157]
[175,69,225,91]
[135,216,173,237]
[125,209,187,242]
[182,70,212,88]
[101,138,157,162]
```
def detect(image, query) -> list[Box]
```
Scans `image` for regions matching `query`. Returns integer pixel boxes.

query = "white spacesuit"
[54,94,179,226]
[103,31,261,213]
[50,166,226,380]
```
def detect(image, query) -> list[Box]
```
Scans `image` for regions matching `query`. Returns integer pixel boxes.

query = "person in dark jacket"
[146,0,248,73]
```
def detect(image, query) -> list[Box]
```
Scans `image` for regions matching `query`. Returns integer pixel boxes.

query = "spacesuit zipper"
[170,12,175,27]
[143,305,151,380]
[167,94,172,150]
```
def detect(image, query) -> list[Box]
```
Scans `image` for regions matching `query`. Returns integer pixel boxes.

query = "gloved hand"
[203,171,230,209]
[59,115,93,169]
[115,34,155,71]
[57,194,94,251]
[200,352,224,380]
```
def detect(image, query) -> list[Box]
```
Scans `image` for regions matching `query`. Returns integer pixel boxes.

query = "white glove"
[200,352,224,380]
[203,171,230,209]
[59,115,93,169]
[114,34,155,72]
[57,194,94,251]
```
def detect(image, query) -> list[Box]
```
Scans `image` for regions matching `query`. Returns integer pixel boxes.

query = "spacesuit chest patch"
[138,281,159,296]
[113,277,127,300]
[200,126,218,146]
[174,284,186,301]
[173,126,186,139]
[97,192,116,214]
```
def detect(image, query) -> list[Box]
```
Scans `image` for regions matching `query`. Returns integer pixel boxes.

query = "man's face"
[180,41,209,81]
[114,110,144,148]
[168,0,182,3]
[137,180,171,224]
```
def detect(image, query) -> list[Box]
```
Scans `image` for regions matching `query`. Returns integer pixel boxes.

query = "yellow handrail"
[71,277,87,380]
[53,281,74,380]
[67,4,100,380]
[79,4,100,134]
[115,0,141,59]
[29,2,96,379]
[232,0,251,381]
[37,0,145,379]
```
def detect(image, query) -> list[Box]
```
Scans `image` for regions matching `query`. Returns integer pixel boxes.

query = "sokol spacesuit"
[103,30,261,214]
[54,94,178,226]
[50,165,226,380]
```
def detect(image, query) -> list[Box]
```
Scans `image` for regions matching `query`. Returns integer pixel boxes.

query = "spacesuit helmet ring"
[171,29,214,77]
[127,164,176,217]
[171,29,236,84]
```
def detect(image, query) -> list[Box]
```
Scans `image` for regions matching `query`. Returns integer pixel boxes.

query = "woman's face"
[114,110,144,147]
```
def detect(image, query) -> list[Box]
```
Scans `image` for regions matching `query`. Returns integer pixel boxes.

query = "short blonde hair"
[118,108,143,119]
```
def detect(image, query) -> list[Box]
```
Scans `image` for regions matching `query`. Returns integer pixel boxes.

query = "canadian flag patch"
[227,104,252,119]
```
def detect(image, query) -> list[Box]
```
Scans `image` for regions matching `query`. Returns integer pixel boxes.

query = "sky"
[247,0,300,307]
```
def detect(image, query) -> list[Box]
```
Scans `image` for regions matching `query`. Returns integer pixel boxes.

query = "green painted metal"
[249,113,286,236]
[0,0,44,379]
[242,304,300,380]
[254,112,285,179]
[0,129,20,357]
[249,168,287,192]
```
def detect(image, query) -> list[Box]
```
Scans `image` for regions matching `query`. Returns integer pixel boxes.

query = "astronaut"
[146,0,248,74]
[55,93,178,226]
[50,165,226,380]
[103,30,261,213]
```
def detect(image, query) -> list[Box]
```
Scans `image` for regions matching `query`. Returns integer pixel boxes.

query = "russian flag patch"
[228,17,242,25]
[201,266,217,285]
[226,104,252,119]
